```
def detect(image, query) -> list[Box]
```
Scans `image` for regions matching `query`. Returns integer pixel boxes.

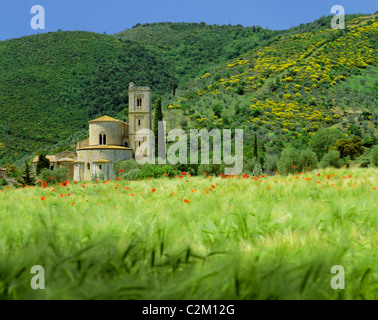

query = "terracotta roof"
[89,115,126,124]
[32,155,57,163]
[77,145,133,151]
[58,158,74,162]
[93,159,111,163]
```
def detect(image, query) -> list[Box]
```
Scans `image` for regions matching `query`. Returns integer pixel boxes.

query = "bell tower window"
[138,119,141,126]
[137,98,142,108]
[99,133,107,145]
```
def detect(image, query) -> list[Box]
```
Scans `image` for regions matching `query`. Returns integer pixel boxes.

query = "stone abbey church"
[32,83,152,181]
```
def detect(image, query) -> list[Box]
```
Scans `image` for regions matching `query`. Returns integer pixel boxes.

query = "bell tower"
[128,82,152,152]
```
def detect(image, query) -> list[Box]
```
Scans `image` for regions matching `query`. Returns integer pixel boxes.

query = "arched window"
[137,98,142,107]
[99,165,102,170]
[138,119,141,126]
[87,163,90,170]
[99,133,107,145]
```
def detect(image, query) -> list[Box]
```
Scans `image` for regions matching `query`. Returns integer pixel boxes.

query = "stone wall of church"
[128,83,152,151]
[89,122,124,146]
[75,148,133,181]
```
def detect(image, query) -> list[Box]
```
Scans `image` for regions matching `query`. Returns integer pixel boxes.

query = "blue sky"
[0,0,376,40]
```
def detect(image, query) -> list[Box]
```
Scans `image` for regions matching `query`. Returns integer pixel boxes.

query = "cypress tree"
[154,99,163,154]
[253,133,258,158]
[17,161,35,186]
[36,153,50,175]
[172,82,178,96]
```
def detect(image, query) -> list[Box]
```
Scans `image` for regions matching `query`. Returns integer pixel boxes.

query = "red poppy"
[50,177,53,180]
[71,202,75,205]
[292,166,295,169]
[184,199,190,203]
[120,169,124,173]
[116,177,121,181]
[41,197,46,201]
[151,188,156,192]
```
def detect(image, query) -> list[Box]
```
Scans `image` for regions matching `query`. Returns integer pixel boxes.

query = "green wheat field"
[0,168,377,300]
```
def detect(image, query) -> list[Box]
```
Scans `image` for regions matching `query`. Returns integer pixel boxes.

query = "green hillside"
[0,31,173,163]
[163,15,378,155]
[0,14,377,166]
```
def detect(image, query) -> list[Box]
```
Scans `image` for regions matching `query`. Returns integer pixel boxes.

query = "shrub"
[277,147,299,174]
[319,150,342,168]
[134,164,180,179]
[0,178,7,187]
[362,136,375,148]
[198,162,226,176]
[123,169,142,180]
[298,149,318,171]
[114,159,141,175]
[310,128,345,160]
[370,145,378,167]
[244,157,262,175]
[38,167,69,183]
[115,160,180,180]
[264,154,279,173]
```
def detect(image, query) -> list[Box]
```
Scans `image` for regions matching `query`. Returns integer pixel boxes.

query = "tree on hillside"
[310,128,345,160]
[335,136,364,160]
[172,82,178,96]
[370,145,378,167]
[36,153,50,175]
[154,99,163,154]
[253,134,258,158]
